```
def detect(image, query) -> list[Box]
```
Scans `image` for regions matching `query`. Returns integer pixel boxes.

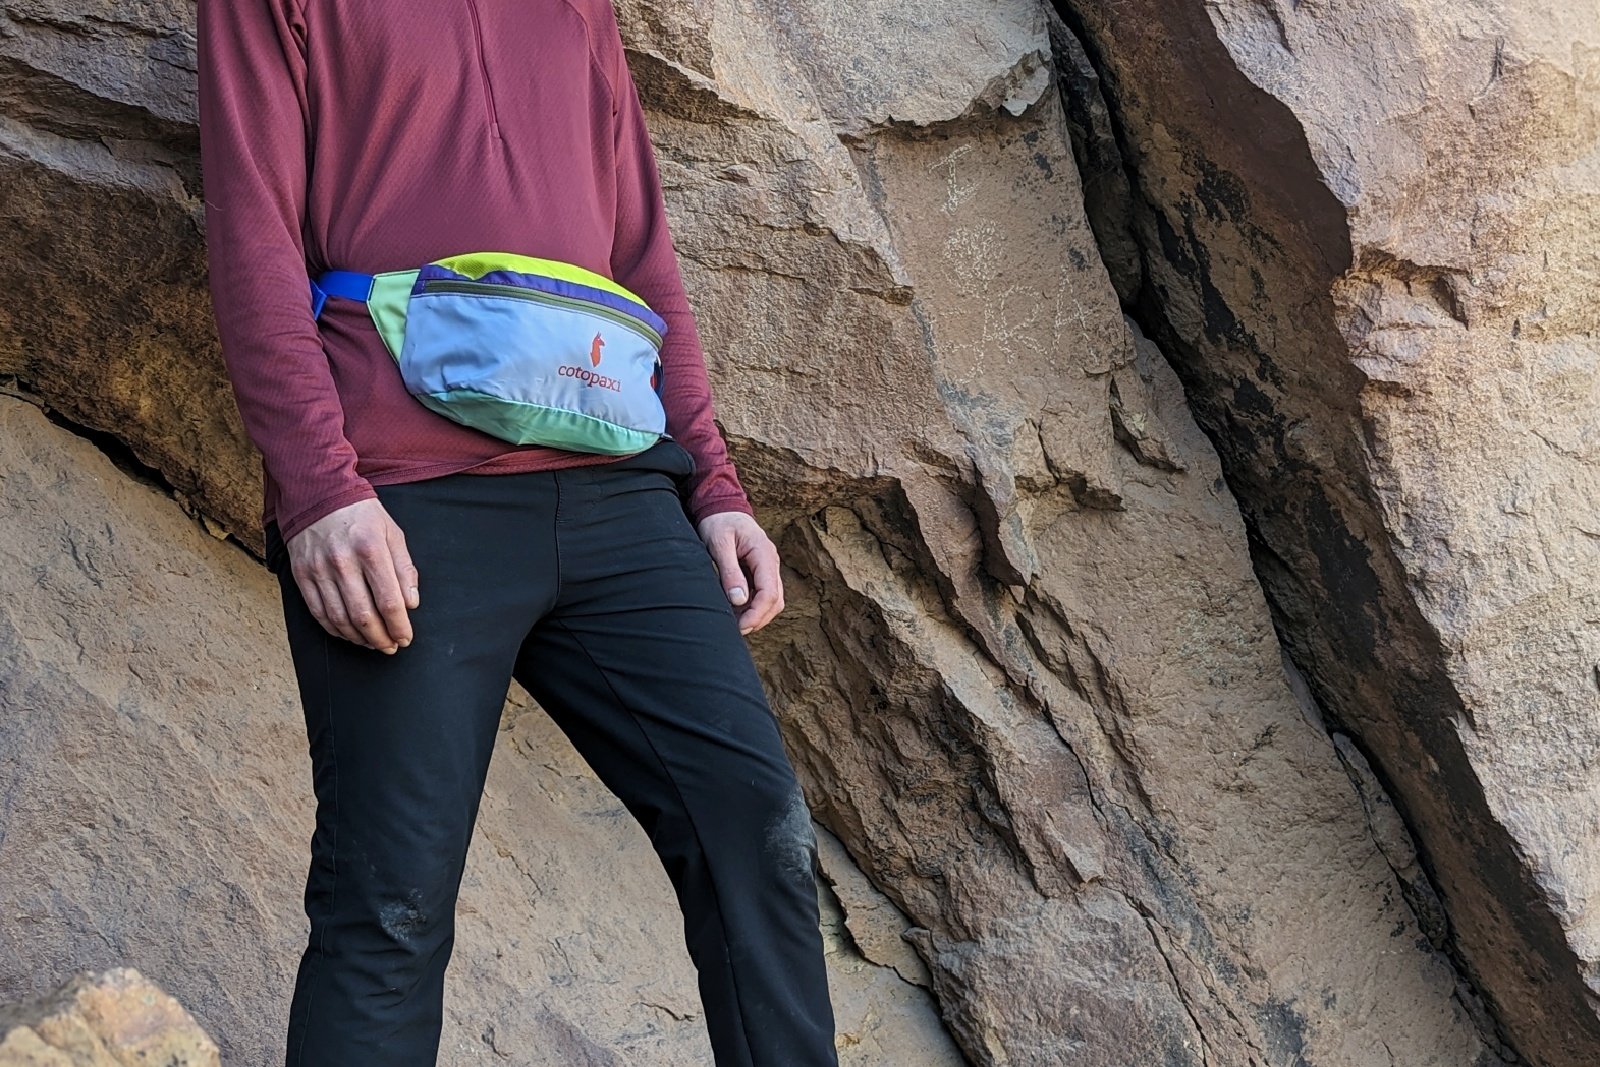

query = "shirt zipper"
[464,0,502,140]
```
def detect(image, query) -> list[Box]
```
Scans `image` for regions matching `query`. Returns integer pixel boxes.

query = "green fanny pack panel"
[310,251,671,454]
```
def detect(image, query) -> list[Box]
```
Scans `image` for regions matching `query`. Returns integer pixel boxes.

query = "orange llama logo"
[557,331,622,392]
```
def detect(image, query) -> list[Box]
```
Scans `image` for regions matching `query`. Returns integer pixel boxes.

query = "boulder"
[0,967,218,1067]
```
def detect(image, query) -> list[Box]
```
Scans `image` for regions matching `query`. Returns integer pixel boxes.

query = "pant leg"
[509,441,839,1067]
[267,471,560,1067]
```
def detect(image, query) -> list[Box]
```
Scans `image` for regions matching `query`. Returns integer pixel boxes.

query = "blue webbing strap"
[308,270,376,320]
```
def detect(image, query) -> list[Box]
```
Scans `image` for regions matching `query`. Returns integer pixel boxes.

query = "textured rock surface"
[0,397,962,1065]
[0,967,218,1067]
[1055,0,1600,1063]
[0,1,242,536]
[2,0,1590,1064]
[616,0,1488,1061]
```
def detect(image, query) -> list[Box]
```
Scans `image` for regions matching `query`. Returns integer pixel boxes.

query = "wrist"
[689,496,756,527]
[277,482,379,546]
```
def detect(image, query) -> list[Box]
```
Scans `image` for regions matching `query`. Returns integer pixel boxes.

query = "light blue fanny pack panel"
[399,287,666,451]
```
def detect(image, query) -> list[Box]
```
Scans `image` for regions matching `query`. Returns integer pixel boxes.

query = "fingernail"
[409,586,419,602]
[740,626,752,635]
[729,586,747,604]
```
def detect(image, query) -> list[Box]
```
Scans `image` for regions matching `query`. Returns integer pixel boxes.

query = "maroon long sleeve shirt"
[196,0,754,546]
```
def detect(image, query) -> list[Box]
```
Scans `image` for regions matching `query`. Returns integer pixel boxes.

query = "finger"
[357,536,412,649]
[332,553,397,652]
[293,567,332,635]
[754,556,786,631]
[735,541,782,634]
[389,522,420,611]
[706,528,749,607]
[314,572,368,647]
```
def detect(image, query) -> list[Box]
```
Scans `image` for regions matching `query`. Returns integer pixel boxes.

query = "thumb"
[706,528,749,606]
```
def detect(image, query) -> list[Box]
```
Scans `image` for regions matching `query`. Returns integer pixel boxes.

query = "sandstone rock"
[647,1,1485,1058]
[1055,0,1600,1062]
[1046,14,1141,306]
[0,967,218,1067]
[0,2,247,539]
[0,0,1573,1064]
[0,395,960,1064]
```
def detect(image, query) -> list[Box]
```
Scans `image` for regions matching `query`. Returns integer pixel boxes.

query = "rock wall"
[609,1,1492,1061]
[2,0,1592,1064]
[0,1,245,535]
[1052,0,1600,1063]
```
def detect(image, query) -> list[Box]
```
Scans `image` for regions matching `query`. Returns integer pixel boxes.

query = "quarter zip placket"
[464,0,502,140]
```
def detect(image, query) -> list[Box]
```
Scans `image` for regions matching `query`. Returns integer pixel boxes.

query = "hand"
[285,497,420,653]
[696,511,784,636]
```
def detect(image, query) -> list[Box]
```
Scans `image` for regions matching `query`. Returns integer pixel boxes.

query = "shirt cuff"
[687,493,756,526]
[276,482,380,546]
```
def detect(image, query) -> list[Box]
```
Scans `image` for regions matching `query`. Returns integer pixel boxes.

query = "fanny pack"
[308,251,670,454]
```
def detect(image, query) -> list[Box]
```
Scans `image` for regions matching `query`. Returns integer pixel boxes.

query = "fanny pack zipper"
[421,278,665,348]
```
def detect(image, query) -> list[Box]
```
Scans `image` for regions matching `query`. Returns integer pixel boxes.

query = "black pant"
[264,438,838,1067]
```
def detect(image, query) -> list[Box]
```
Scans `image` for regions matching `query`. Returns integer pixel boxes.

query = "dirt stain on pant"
[379,886,429,944]
[763,784,820,889]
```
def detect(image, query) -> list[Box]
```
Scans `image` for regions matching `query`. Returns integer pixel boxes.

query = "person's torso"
[286,0,636,481]
[298,0,623,279]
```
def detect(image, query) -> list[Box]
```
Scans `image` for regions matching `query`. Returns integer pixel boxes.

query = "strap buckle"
[308,270,377,320]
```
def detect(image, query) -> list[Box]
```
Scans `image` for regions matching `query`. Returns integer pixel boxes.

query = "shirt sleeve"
[196,0,378,545]
[605,24,756,525]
